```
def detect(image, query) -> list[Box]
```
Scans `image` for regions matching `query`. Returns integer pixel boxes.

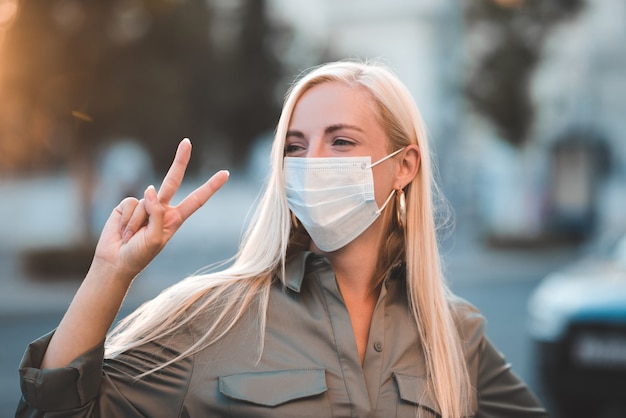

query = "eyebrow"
[286,124,364,138]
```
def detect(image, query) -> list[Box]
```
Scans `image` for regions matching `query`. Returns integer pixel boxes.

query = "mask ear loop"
[368,147,406,168]
[371,147,406,216]
[376,189,397,215]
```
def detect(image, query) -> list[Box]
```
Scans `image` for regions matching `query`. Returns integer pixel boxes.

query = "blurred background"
[1,0,625,416]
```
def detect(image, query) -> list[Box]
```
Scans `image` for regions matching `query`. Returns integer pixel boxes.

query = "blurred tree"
[0,0,291,260]
[463,0,584,147]
[209,0,285,169]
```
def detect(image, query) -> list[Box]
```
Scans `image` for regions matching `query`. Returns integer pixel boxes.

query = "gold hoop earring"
[396,189,406,228]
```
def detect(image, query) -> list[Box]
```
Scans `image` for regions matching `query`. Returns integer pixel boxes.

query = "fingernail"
[122,230,132,243]
[146,185,156,200]
[222,170,230,177]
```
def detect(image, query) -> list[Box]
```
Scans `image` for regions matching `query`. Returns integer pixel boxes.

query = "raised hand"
[93,138,229,279]
[39,139,228,369]
[41,138,229,369]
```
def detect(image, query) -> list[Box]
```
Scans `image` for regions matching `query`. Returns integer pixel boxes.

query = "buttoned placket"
[363,278,388,412]
[310,254,389,418]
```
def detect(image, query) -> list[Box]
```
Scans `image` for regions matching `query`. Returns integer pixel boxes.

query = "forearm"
[41,261,136,369]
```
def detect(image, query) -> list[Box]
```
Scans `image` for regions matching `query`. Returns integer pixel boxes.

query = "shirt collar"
[277,251,318,293]
[278,251,405,293]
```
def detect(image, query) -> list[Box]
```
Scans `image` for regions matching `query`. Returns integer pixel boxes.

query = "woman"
[17,61,548,417]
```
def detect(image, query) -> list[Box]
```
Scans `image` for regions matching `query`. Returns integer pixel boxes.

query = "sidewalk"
[0,243,241,318]
[444,240,581,287]
[0,235,582,319]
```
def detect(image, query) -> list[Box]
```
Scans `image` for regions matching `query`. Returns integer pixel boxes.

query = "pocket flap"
[219,369,327,407]
[393,371,441,414]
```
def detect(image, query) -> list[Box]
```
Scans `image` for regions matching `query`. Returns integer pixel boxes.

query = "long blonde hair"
[105,60,471,417]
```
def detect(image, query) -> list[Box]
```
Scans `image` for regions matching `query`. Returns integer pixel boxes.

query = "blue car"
[527,233,626,418]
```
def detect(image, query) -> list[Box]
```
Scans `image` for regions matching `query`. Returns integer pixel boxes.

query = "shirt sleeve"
[16,329,194,417]
[450,298,549,417]
[476,337,549,417]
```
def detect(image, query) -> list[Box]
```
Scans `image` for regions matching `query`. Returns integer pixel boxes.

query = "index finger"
[158,138,192,204]
[175,170,230,221]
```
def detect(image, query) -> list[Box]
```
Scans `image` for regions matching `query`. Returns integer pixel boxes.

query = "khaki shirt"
[17,251,548,417]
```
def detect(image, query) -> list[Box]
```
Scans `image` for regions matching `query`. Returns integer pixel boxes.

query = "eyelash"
[284,143,303,154]
[283,137,355,155]
[332,138,354,147]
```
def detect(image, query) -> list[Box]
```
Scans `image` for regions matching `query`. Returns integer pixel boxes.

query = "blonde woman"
[17,61,548,417]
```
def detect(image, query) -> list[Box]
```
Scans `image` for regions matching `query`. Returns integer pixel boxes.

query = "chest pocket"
[393,371,476,418]
[393,371,442,417]
[219,369,330,417]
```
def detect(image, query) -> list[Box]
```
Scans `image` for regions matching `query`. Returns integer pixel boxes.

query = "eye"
[284,143,305,156]
[332,137,355,147]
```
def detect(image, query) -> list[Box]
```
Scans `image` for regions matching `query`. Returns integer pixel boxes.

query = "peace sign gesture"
[93,138,229,279]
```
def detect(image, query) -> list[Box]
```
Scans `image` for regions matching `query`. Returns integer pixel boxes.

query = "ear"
[395,144,420,189]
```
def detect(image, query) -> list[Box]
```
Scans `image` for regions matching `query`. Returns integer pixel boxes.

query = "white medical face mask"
[284,148,404,252]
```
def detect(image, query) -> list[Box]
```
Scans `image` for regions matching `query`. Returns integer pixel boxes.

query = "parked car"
[527,233,626,418]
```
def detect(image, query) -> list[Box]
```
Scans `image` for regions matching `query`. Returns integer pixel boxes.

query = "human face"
[285,81,398,207]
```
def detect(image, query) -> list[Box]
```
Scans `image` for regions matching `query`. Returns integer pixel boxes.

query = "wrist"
[88,257,140,287]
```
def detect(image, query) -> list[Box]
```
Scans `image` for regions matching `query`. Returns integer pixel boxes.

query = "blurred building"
[267,0,461,147]
[532,0,626,238]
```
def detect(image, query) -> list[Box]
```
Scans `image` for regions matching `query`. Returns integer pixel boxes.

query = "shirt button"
[373,342,383,352]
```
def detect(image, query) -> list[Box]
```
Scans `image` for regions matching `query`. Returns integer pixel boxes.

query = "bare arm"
[41,138,229,369]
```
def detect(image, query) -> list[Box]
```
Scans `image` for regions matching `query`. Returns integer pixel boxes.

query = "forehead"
[289,81,381,130]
